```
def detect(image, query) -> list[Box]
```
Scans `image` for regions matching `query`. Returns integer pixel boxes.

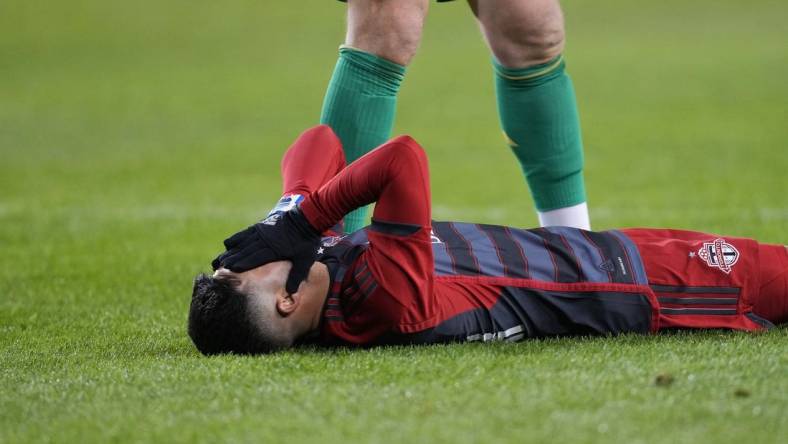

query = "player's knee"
[346,0,427,66]
[372,30,422,66]
[480,3,565,68]
[352,26,422,67]
[489,23,565,68]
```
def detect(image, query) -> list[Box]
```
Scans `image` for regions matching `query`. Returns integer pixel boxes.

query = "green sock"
[320,46,406,233]
[494,55,587,212]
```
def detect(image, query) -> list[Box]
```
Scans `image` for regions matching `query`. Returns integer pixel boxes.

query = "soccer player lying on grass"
[188,126,787,355]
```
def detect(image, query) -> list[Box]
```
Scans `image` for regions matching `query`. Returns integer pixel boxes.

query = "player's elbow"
[388,135,429,168]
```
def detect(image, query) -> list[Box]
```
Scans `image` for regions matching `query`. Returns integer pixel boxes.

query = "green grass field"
[2,1,786,442]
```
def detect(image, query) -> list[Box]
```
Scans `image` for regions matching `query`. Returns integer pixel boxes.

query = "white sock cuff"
[537,202,591,230]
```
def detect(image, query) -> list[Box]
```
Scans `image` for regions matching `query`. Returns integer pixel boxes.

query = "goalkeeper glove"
[212,200,320,294]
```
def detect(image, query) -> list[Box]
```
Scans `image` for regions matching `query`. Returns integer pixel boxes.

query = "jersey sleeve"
[300,135,431,232]
[281,125,346,196]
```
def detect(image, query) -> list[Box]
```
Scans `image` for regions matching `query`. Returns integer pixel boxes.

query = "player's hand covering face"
[212,207,321,294]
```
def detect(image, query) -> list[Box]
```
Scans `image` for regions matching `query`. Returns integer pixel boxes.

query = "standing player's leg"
[469,0,590,229]
[321,0,429,233]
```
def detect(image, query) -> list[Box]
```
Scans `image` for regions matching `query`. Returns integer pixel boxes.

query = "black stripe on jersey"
[359,280,378,303]
[657,297,738,305]
[531,228,582,283]
[370,219,422,236]
[558,233,586,281]
[660,307,737,315]
[746,313,775,330]
[582,230,634,284]
[433,222,481,275]
[357,273,375,295]
[345,286,373,315]
[340,262,379,315]
[476,224,529,278]
[342,282,358,296]
[354,264,373,289]
[341,283,359,307]
[651,285,740,294]
[324,297,342,310]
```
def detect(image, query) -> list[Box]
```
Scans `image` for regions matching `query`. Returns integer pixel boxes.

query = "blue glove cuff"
[266,194,304,218]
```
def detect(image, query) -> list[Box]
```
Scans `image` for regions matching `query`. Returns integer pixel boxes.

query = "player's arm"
[216,135,433,293]
[299,135,434,300]
[281,125,346,197]
[211,125,344,273]
[302,135,434,328]
[267,125,346,215]
[299,135,431,234]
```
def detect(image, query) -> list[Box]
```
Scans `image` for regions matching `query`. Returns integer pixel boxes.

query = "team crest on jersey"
[697,238,739,274]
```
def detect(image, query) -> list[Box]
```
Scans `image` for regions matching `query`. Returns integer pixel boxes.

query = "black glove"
[212,207,321,294]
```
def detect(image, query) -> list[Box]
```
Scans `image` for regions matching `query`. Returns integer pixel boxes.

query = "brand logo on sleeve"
[697,238,739,274]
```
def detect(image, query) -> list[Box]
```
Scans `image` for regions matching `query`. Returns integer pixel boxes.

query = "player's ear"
[275,290,300,317]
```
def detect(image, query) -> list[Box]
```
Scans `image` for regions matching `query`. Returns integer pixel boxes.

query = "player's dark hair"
[188,273,285,355]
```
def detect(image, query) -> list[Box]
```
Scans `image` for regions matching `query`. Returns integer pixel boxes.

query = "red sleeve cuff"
[299,197,334,234]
